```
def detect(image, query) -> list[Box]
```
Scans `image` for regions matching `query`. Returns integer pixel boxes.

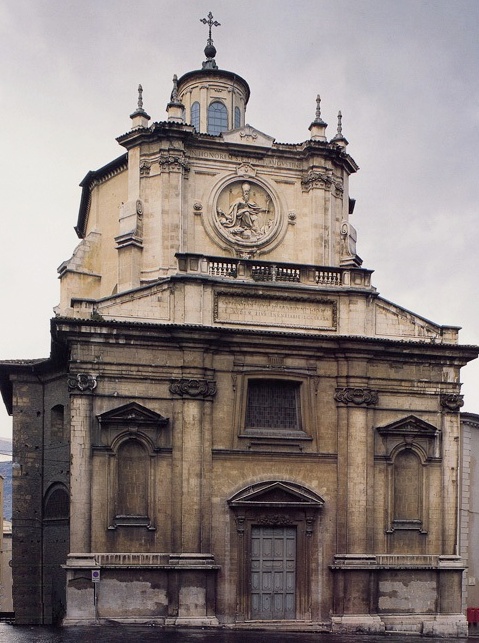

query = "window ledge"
[240,429,312,440]
[108,515,156,531]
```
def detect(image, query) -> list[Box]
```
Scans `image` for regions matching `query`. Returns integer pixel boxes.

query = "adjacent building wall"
[461,413,479,622]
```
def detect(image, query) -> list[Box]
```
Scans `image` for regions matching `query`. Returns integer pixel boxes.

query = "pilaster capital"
[158,154,190,174]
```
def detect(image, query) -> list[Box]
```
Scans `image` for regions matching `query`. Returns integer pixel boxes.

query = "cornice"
[50,316,479,363]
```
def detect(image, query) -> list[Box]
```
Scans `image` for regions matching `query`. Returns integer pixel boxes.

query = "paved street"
[0,625,475,643]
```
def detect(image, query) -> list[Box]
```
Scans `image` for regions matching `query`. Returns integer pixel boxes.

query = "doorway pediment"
[376,415,438,439]
[228,481,324,509]
[97,402,169,427]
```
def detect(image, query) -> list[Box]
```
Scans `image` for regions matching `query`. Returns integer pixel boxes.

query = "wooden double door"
[250,525,296,619]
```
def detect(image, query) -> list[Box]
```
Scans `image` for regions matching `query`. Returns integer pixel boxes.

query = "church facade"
[1,19,477,635]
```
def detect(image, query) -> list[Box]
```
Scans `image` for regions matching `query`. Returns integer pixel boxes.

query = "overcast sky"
[0,0,478,439]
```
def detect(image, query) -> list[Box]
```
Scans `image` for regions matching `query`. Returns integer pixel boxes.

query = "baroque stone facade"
[0,23,477,635]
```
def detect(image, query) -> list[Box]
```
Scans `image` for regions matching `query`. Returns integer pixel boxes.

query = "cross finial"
[200,11,220,46]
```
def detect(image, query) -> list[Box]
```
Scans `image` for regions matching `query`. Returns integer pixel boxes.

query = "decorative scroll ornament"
[334,179,344,196]
[235,516,245,535]
[334,387,378,406]
[135,199,144,237]
[236,163,256,177]
[440,394,464,412]
[239,125,258,141]
[306,516,315,537]
[139,161,151,176]
[193,201,203,214]
[169,379,217,398]
[68,373,97,392]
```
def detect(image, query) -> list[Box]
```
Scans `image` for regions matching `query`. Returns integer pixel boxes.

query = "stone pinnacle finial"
[313,94,327,126]
[170,75,180,104]
[331,110,348,146]
[130,83,150,127]
[167,74,185,123]
[200,11,220,69]
[137,84,144,111]
[316,95,321,120]
[309,93,327,140]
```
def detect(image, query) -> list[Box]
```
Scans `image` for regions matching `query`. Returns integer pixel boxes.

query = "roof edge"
[75,153,128,238]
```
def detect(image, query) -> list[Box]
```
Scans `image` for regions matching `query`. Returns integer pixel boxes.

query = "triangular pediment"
[97,402,168,426]
[377,415,438,438]
[228,481,324,508]
[222,124,275,148]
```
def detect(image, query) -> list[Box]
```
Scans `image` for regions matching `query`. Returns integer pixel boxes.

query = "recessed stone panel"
[214,292,337,331]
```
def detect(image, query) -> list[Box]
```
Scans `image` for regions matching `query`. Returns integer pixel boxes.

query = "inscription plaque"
[214,292,337,331]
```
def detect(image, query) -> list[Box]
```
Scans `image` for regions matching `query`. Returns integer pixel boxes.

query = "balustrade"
[176,253,372,290]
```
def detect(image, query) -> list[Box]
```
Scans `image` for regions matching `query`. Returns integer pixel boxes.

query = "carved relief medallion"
[214,180,278,247]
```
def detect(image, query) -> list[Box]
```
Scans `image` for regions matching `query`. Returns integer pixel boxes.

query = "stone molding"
[169,379,217,398]
[334,387,378,406]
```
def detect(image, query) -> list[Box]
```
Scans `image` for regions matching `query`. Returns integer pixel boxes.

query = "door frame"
[228,481,324,622]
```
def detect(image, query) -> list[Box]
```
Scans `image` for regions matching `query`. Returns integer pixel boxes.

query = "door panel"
[251,526,296,619]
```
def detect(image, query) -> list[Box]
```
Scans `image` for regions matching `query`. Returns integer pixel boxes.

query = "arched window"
[191,101,200,131]
[208,101,228,135]
[44,485,70,520]
[234,106,241,129]
[117,439,148,517]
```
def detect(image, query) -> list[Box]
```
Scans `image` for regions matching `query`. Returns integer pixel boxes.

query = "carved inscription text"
[214,292,337,330]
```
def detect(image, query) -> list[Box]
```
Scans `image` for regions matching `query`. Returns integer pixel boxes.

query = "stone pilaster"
[441,410,461,554]
[334,385,378,553]
[69,387,94,552]
[169,377,216,552]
